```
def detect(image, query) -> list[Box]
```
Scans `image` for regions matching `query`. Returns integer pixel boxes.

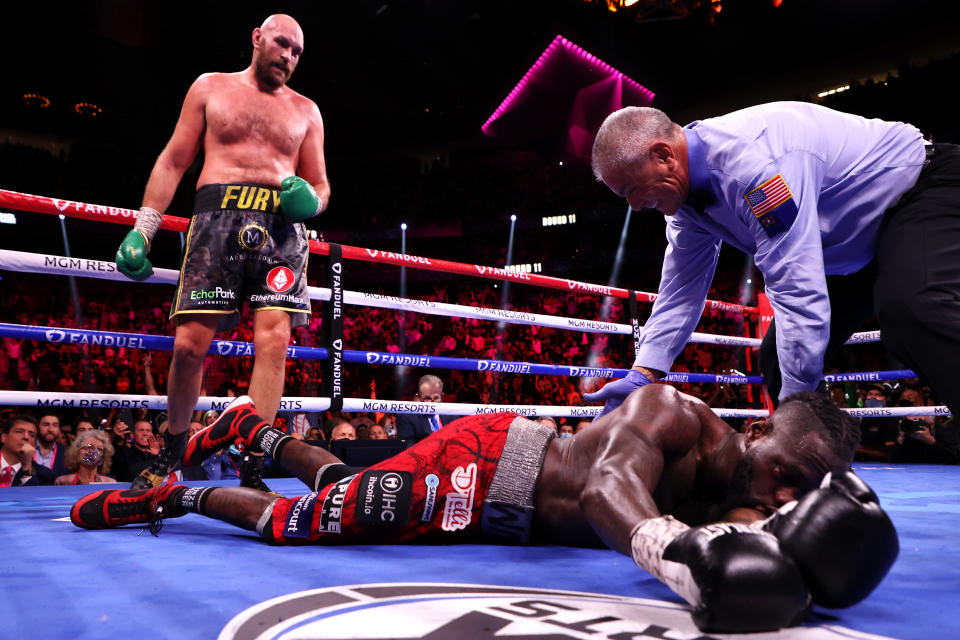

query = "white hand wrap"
[630,515,699,605]
[133,206,163,249]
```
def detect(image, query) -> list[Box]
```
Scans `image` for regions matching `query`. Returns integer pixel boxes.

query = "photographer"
[888,386,959,464]
[857,384,899,461]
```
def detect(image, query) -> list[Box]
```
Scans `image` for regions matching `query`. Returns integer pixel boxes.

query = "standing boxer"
[114,14,330,491]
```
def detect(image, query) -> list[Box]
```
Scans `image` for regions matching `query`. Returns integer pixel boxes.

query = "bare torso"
[532,386,742,547]
[197,72,312,187]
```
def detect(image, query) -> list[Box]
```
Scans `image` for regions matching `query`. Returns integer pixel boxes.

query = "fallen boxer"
[70,385,897,633]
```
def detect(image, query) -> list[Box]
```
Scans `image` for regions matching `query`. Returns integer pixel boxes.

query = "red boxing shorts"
[259,413,556,546]
[170,183,311,331]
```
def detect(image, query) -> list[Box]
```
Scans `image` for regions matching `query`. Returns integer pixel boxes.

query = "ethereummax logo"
[219,583,891,640]
[266,266,295,293]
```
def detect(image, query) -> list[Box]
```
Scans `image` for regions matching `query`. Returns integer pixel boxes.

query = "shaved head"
[260,14,303,41]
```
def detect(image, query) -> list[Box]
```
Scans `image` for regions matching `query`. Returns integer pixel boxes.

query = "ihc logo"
[219,583,892,640]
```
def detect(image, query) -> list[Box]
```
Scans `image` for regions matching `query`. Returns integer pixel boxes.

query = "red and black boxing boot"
[70,481,187,534]
[182,395,272,466]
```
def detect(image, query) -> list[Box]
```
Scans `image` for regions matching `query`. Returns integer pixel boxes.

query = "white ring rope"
[0,248,761,347]
[0,390,947,419]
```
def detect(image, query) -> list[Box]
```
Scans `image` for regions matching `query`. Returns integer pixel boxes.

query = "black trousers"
[760,143,960,416]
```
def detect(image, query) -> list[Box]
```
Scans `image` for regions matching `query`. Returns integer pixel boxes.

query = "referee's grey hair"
[591,107,680,181]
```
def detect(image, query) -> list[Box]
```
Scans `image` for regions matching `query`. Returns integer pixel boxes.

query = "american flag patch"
[746,174,793,216]
[744,174,798,237]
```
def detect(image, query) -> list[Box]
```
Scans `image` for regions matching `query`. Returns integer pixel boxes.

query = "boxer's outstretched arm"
[141,74,210,212]
[580,386,702,555]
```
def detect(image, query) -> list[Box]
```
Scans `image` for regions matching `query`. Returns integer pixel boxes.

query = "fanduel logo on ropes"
[477,361,532,373]
[365,249,432,265]
[44,328,146,349]
[366,353,433,366]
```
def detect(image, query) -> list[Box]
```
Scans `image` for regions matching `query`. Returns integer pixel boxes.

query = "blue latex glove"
[583,369,653,417]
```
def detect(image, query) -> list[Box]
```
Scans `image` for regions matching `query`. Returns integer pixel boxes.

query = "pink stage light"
[481,34,655,135]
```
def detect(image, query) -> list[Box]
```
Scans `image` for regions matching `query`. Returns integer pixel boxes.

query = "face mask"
[558,432,572,439]
[864,398,885,408]
[80,448,104,467]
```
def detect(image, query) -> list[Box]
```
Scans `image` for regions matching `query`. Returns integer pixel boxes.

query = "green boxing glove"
[279,176,322,222]
[115,206,161,281]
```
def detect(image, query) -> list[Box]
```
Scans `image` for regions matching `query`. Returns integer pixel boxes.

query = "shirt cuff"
[633,344,676,375]
[778,377,821,401]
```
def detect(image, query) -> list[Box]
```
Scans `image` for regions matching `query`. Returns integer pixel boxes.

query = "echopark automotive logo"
[218,583,892,640]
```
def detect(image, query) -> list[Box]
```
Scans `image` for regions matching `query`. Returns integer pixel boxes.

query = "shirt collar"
[683,123,712,194]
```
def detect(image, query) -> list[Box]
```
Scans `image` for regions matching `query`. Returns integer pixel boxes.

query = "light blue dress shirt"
[635,101,926,399]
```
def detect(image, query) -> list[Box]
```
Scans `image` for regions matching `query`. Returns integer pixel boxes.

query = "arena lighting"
[587,204,633,370]
[481,34,654,134]
[23,93,50,108]
[58,215,84,325]
[817,84,851,98]
[741,255,756,305]
[496,214,520,343]
[397,221,409,395]
[75,102,103,117]
[0,212,18,224]
[585,0,710,23]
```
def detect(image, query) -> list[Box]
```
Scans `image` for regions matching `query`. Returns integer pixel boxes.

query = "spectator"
[109,419,132,452]
[857,384,898,461]
[33,412,69,481]
[74,419,95,438]
[330,421,357,441]
[575,419,592,434]
[558,423,575,439]
[113,420,160,482]
[368,424,388,440]
[0,415,46,486]
[536,416,559,433]
[55,430,118,485]
[829,385,851,408]
[396,374,455,445]
[889,387,959,464]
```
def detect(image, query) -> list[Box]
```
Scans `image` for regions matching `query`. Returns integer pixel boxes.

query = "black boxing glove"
[762,470,899,608]
[631,516,811,633]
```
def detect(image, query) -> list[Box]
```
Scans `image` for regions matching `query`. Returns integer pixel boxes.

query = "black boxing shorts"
[170,183,311,330]
[259,413,556,546]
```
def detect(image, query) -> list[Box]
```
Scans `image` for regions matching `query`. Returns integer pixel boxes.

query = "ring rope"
[0,187,758,315]
[0,322,767,385]
[1,248,880,347]
[2,320,916,384]
[0,249,759,347]
[0,390,946,419]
